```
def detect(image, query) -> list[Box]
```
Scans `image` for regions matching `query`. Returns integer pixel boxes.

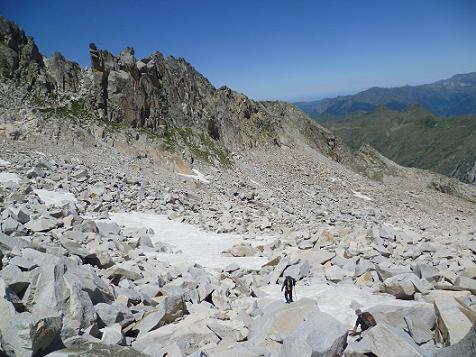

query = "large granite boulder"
[280,312,348,357]
[434,297,474,346]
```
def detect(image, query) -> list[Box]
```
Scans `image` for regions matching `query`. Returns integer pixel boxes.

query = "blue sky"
[2,0,476,101]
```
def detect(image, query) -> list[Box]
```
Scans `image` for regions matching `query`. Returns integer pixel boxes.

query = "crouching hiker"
[351,309,377,337]
[281,275,296,303]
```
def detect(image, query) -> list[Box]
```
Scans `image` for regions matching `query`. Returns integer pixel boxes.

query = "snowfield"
[260,281,430,327]
[109,212,274,270]
[109,211,430,328]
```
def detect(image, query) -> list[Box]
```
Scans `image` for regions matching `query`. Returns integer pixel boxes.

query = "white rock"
[351,323,424,357]
[101,323,124,345]
[34,189,77,207]
[0,172,20,184]
[434,296,473,346]
[281,312,348,356]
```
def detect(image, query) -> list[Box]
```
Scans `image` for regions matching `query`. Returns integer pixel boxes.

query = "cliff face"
[0,16,348,162]
[0,17,52,92]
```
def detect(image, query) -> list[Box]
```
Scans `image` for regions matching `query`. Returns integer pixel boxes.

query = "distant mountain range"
[327,105,476,184]
[295,72,476,119]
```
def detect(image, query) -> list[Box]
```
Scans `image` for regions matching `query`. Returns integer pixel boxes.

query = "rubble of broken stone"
[1,150,476,357]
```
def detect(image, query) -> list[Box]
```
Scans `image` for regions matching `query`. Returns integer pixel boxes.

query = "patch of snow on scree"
[109,212,273,270]
[0,172,20,184]
[260,282,430,327]
[176,169,210,183]
[34,189,77,206]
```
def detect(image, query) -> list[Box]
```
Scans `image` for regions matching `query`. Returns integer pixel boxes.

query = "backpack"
[362,312,376,327]
[285,276,294,290]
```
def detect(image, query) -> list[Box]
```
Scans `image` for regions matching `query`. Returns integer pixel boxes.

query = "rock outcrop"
[0,16,349,166]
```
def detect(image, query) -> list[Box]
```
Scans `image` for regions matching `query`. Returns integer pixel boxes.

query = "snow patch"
[109,212,273,270]
[0,159,10,167]
[0,172,20,184]
[34,189,77,207]
[261,281,430,327]
[176,169,210,183]
[353,191,372,201]
[250,179,261,186]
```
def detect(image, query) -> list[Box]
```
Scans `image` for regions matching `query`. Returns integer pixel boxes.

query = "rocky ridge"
[0,16,347,166]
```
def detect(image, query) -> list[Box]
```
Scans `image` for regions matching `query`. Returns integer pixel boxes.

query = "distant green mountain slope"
[295,72,476,118]
[326,106,476,184]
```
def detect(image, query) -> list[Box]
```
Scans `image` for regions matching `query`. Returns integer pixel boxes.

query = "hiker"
[281,275,296,303]
[351,309,377,336]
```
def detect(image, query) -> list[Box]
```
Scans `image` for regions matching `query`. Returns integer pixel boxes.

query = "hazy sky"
[2,0,476,101]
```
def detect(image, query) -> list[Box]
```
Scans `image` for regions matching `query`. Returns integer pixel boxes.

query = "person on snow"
[281,275,296,303]
[351,309,377,336]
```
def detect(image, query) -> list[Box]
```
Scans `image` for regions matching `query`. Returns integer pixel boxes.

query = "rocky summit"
[1,16,476,357]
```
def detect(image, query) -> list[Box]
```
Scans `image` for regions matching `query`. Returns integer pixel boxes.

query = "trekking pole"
[294,286,298,301]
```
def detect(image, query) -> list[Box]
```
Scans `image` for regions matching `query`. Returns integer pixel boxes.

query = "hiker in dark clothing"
[351,309,377,336]
[281,275,296,303]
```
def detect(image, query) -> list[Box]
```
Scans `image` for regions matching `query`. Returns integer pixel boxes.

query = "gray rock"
[0,172,21,185]
[368,304,435,332]
[268,257,291,284]
[45,341,148,356]
[59,237,95,261]
[25,216,57,232]
[376,262,412,280]
[281,312,348,357]
[133,304,218,355]
[1,217,19,234]
[434,296,474,346]
[308,249,336,265]
[283,260,310,281]
[206,319,248,343]
[0,232,31,252]
[0,278,16,320]
[434,324,476,357]
[96,220,121,236]
[413,264,440,282]
[73,220,98,233]
[95,302,134,327]
[66,264,113,304]
[349,324,424,357]
[27,166,46,178]
[248,298,320,343]
[325,265,349,282]
[226,244,259,257]
[381,273,428,299]
[9,256,39,270]
[105,263,143,282]
[1,264,32,297]
[62,271,97,336]
[101,323,124,345]
[16,257,98,338]
[354,258,375,276]
[463,266,476,279]
[131,310,166,338]
[0,312,62,357]
[454,276,476,294]
[138,234,154,248]
[297,239,315,250]
[404,314,433,345]
[465,241,476,255]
